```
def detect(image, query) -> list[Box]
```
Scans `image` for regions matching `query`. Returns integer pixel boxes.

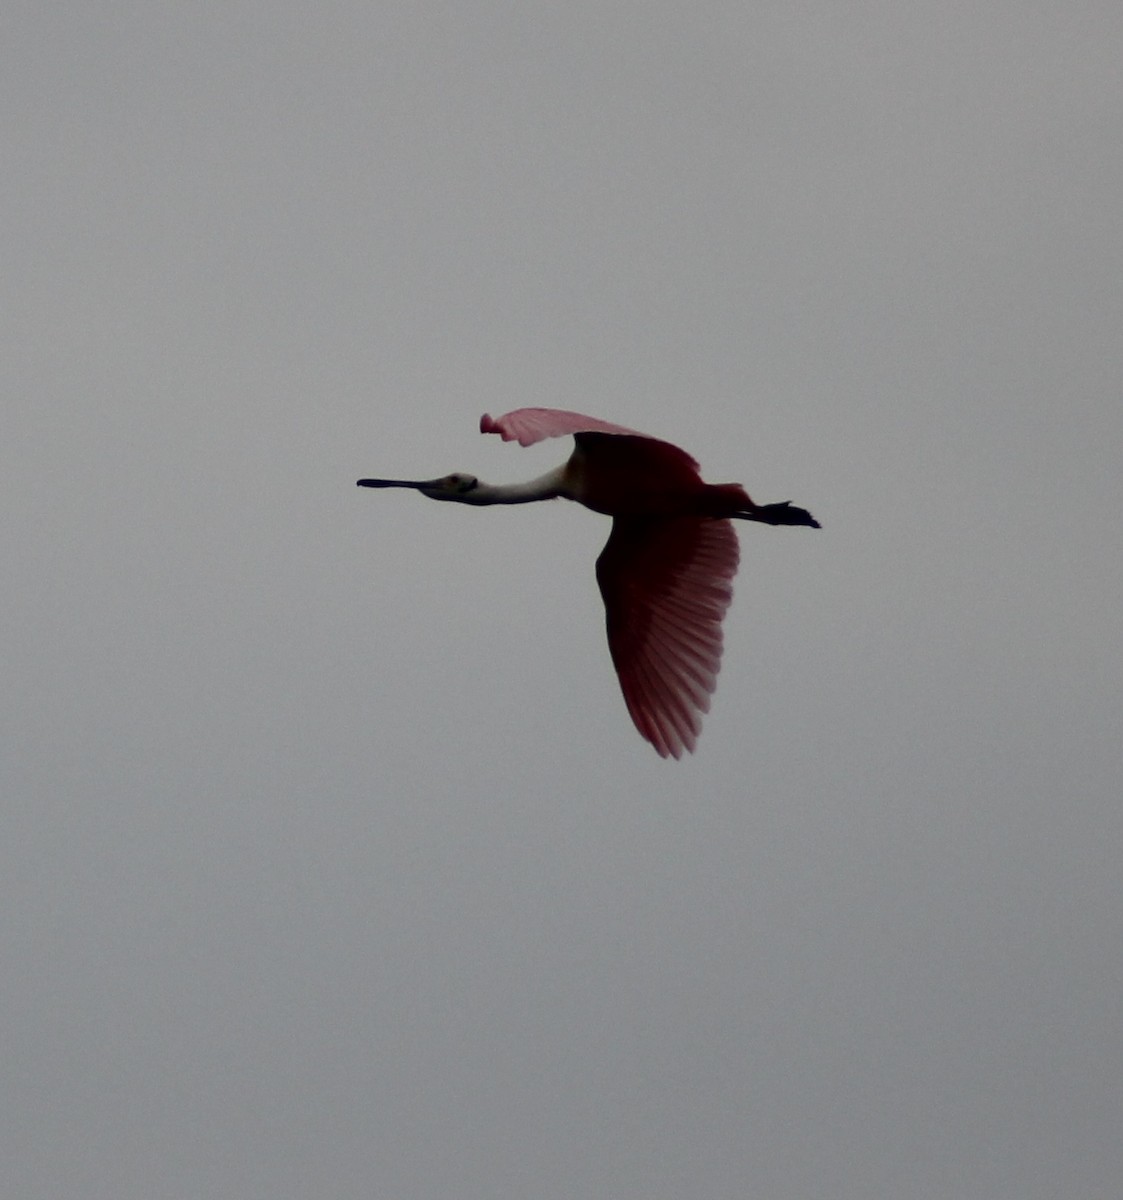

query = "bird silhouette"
[359,408,818,758]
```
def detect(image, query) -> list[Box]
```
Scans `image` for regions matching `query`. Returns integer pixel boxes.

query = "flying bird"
[358,408,819,758]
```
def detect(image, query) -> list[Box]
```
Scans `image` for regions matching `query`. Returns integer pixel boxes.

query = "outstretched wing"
[480,407,644,446]
[596,515,739,759]
[481,408,704,493]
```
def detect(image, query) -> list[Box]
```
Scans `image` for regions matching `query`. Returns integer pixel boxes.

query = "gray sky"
[5,3,1122,1197]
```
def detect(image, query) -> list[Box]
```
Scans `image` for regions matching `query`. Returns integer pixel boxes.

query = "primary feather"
[596,515,738,759]
[480,407,642,446]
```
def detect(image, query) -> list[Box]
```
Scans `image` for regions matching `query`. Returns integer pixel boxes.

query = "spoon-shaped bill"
[357,477,432,489]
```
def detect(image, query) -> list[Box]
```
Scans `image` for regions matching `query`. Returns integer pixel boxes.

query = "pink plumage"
[480,407,643,446]
[359,406,819,757]
[596,515,738,759]
[479,410,766,758]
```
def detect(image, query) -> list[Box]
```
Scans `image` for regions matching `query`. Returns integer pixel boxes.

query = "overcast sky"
[4,3,1122,1197]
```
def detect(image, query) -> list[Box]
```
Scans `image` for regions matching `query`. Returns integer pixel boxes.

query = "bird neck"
[466,465,569,505]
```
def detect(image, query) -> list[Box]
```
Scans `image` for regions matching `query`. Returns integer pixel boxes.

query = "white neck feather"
[466,465,569,505]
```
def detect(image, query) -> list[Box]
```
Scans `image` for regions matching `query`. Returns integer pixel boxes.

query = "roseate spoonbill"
[358,408,819,758]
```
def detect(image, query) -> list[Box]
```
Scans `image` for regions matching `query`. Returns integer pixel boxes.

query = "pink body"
[479,409,768,758]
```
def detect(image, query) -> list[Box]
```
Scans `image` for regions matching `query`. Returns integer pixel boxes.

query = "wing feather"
[595,516,740,759]
[480,407,643,446]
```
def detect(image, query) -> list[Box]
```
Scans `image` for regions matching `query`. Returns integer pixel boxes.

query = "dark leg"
[737,501,820,529]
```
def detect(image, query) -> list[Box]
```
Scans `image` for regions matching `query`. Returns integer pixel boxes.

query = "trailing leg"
[735,500,821,529]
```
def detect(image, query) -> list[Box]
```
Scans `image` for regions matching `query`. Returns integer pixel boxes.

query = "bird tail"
[705,484,820,528]
[734,499,821,529]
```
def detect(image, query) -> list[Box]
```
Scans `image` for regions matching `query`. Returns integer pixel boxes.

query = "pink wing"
[595,515,740,759]
[480,407,645,447]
